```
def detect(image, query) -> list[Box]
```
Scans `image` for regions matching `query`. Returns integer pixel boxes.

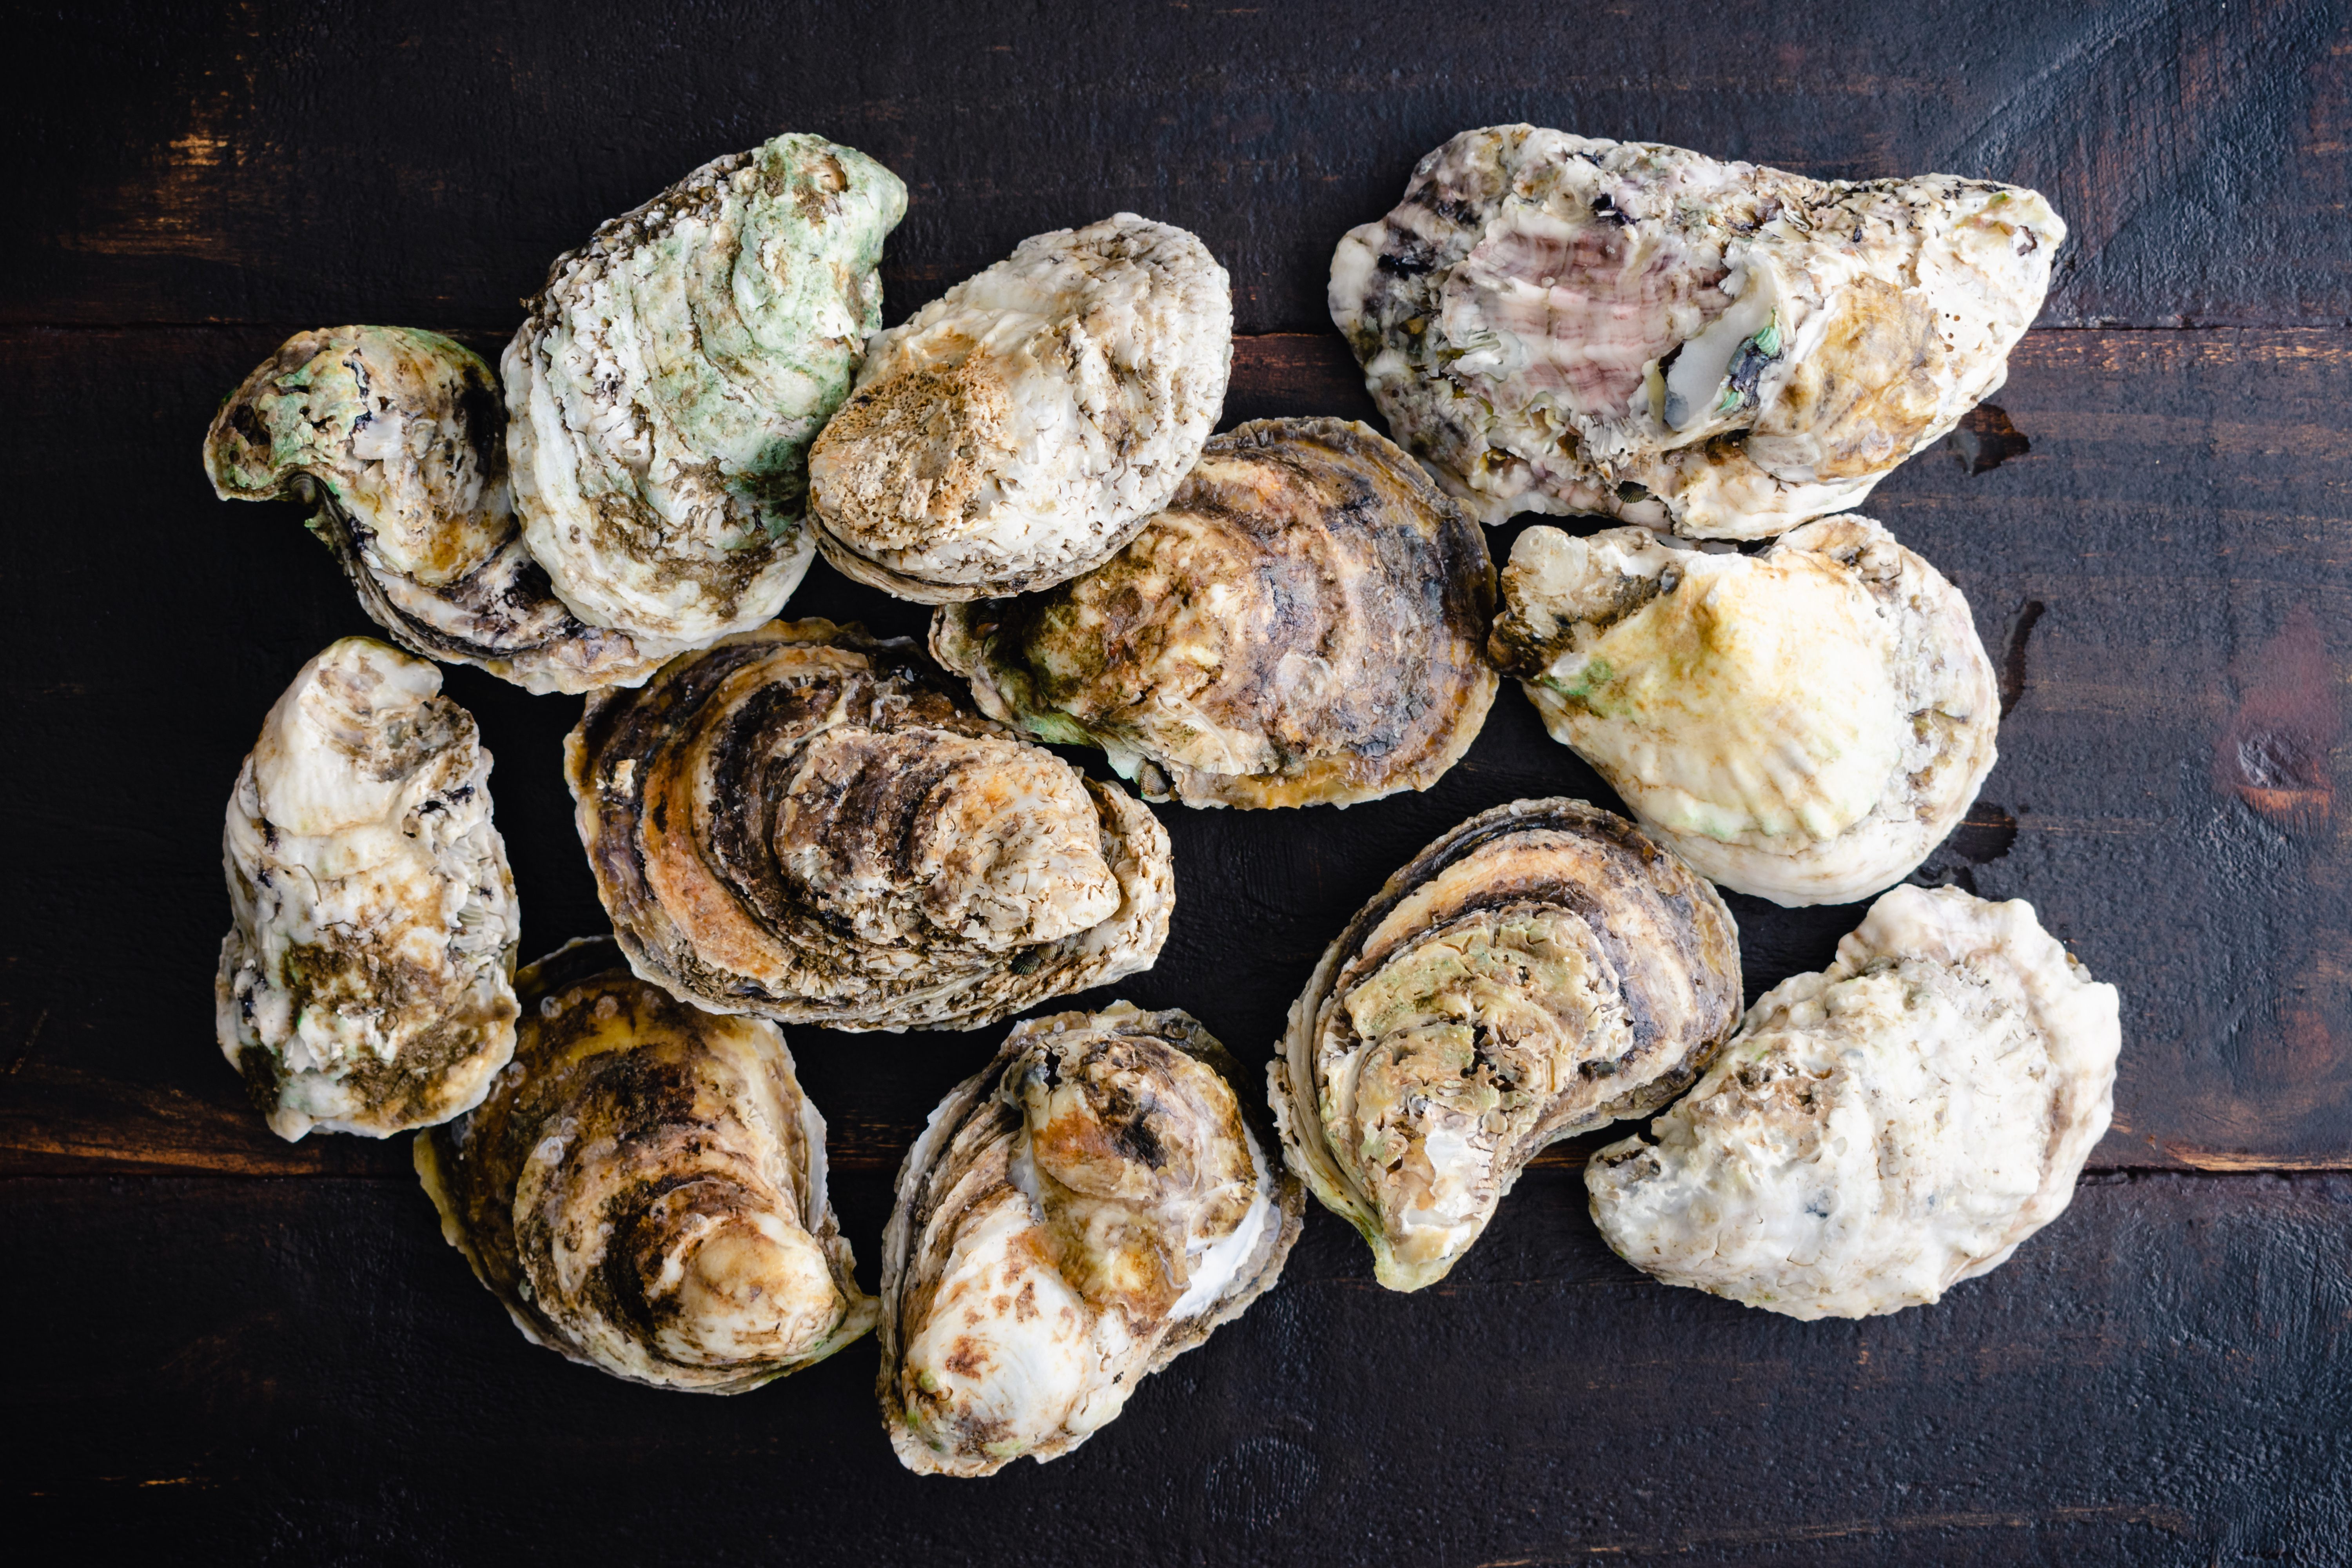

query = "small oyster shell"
[1267,798,1740,1291]
[565,619,1174,1032]
[203,326,673,694]
[416,938,874,1390]
[505,133,907,642]
[932,417,1497,809]
[808,213,1232,602]
[1488,515,1998,906]
[216,637,519,1140]
[1587,885,2121,1319]
[879,1002,1303,1475]
[1330,127,2065,537]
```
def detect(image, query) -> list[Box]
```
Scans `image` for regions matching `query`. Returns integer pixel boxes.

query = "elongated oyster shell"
[1488,515,1998,906]
[1588,885,2120,1319]
[1267,798,1740,1291]
[932,417,1497,809]
[216,637,519,1140]
[505,133,907,642]
[808,213,1232,602]
[416,938,873,1390]
[880,1003,1303,1475]
[566,619,1173,1032]
[1331,126,2065,537]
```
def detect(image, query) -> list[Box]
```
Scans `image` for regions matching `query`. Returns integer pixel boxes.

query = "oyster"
[808,213,1232,602]
[879,1003,1303,1475]
[204,326,673,694]
[1330,126,2065,537]
[416,938,873,1390]
[1488,515,1998,906]
[1267,798,1740,1291]
[932,417,1497,809]
[216,637,519,1140]
[1587,885,2121,1319]
[505,133,907,643]
[565,619,1173,1032]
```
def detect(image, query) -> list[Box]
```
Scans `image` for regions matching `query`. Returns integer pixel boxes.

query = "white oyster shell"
[216,637,519,1140]
[1330,126,2065,537]
[1587,885,2121,1319]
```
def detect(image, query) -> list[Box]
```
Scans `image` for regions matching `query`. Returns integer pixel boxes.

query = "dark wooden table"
[8,3,2350,1561]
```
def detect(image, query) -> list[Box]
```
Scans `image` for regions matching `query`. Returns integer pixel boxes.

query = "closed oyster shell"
[808,213,1232,602]
[1267,798,1740,1291]
[932,417,1497,809]
[1488,516,1998,906]
[565,619,1173,1032]
[1587,885,2121,1319]
[216,637,519,1140]
[416,938,873,1390]
[203,326,673,694]
[879,1002,1303,1475]
[1330,126,2065,537]
[505,133,907,643]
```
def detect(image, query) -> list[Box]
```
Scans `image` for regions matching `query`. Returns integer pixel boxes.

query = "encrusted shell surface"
[1586,885,2121,1319]
[808,213,1232,602]
[203,326,672,694]
[1267,798,1741,1291]
[505,133,907,643]
[416,938,874,1391]
[216,637,519,1140]
[564,619,1174,1033]
[931,417,1497,809]
[1488,515,1998,906]
[1330,126,2065,537]
[879,1003,1303,1476]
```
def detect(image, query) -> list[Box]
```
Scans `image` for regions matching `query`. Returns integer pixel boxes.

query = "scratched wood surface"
[6,1,2350,1561]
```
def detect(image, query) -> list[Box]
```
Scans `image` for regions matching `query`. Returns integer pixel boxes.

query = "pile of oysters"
[204,126,2121,1474]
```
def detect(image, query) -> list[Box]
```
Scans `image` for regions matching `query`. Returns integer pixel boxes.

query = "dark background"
[5,2,2350,1562]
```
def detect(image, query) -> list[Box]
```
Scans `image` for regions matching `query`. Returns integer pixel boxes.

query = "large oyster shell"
[1267,798,1740,1291]
[565,619,1174,1032]
[879,1002,1303,1475]
[1587,885,2121,1319]
[932,417,1497,809]
[1488,515,1998,906]
[416,938,874,1390]
[1330,126,2065,537]
[216,637,519,1140]
[808,213,1232,602]
[505,133,907,643]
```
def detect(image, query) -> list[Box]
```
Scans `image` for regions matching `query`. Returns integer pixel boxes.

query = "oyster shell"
[203,326,674,694]
[1267,798,1741,1291]
[1330,126,2065,537]
[1488,515,1998,906]
[808,213,1232,602]
[1587,885,2121,1319]
[216,637,519,1140]
[565,619,1174,1032]
[931,417,1497,809]
[879,1002,1303,1475]
[505,133,907,642]
[416,938,874,1390]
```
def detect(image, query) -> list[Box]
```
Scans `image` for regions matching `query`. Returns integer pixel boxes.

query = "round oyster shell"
[1267,797,1741,1291]
[203,326,674,694]
[505,133,907,643]
[564,618,1174,1032]
[1488,515,1998,907]
[1587,885,2121,1320]
[416,938,874,1390]
[216,637,519,1140]
[1330,126,2065,537]
[808,212,1233,602]
[879,1002,1304,1475]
